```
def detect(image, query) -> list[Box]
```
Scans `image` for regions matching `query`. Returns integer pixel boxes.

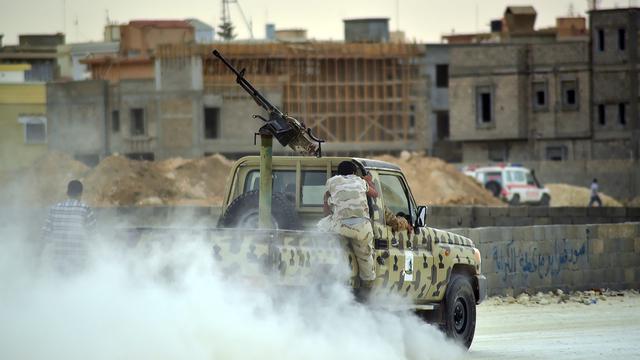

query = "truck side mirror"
[415,206,428,228]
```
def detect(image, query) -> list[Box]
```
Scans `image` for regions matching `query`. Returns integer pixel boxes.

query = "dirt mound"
[546,183,622,207]
[0,152,90,206]
[372,153,504,206]
[158,154,233,205]
[80,154,233,206]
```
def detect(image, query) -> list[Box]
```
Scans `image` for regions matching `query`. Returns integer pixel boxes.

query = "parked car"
[463,164,551,205]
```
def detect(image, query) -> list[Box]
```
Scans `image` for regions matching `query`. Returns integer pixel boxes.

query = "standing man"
[323,161,378,299]
[589,178,603,207]
[42,180,96,274]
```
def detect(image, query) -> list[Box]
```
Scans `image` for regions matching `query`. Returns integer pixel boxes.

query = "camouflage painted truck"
[207,154,487,348]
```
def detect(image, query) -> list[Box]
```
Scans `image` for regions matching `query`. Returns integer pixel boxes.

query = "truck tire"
[509,194,520,205]
[540,194,550,206]
[217,190,300,230]
[484,181,501,198]
[442,274,476,349]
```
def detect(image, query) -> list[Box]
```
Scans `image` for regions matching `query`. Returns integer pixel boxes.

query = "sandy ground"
[467,294,640,359]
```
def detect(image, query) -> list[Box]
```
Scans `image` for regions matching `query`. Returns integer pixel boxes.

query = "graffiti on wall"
[490,238,588,282]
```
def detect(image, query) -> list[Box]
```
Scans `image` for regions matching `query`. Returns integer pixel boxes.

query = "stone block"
[489,207,510,217]
[533,217,552,226]
[606,207,627,217]
[590,238,605,255]
[571,271,584,286]
[571,217,588,225]
[475,207,492,218]
[621,237,635,252]
[551,217,573,225]
[604,239,621,253]
[620,253,639,267]
[626,207,640,217]
[532,226,546,241]
[635,237,640,253]
[475,216,495,227]
[508,206,529,217]
[528,206,549,217]
[549,207,570,217]
[587,207,607,217]
[609,224,637,239]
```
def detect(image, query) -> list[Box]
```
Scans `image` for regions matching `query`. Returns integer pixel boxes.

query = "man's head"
[593,178,598,183]
[67,180,83,199]
[337,161,357,176]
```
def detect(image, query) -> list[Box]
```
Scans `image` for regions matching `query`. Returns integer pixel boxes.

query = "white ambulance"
[463,164,551,205]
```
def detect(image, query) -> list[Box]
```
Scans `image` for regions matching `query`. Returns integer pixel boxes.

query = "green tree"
[217,19,236,41]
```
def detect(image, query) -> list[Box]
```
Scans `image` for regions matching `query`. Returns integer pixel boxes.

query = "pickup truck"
[206,155,487,348]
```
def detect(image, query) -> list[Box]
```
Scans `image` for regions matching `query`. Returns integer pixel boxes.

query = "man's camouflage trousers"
[331,219,376,283]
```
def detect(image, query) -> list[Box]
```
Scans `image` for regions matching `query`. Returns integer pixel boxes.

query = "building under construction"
[47,20,429,162]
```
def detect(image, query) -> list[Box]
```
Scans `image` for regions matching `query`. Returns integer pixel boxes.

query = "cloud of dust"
[0,212,465,360]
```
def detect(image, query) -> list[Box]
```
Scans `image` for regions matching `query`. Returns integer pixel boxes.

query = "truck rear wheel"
[217,190,300,230]
[443,274,476,349]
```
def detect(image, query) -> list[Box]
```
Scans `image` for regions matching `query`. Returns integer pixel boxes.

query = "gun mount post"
[259,133,273,228]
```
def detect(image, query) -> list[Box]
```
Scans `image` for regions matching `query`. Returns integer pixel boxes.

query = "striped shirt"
[42,199,96,272]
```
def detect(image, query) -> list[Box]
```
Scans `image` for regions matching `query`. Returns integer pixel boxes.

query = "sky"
[0,0,636,45]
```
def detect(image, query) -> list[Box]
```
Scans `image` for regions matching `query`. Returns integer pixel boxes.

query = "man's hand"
[323,191,332,216]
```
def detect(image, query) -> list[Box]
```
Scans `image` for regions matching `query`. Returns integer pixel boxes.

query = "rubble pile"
[485,289,637,306]
[373,152,504,206]
[547,183,623,207]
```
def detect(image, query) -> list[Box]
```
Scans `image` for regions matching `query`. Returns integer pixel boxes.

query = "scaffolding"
[157,42,425,145]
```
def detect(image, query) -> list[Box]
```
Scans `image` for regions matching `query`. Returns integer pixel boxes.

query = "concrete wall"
[427,206,640,229]
[47,80,108,160]
[451,222,640,296]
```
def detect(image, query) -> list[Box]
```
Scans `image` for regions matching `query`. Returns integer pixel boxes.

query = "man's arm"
[362,173,378,198]
[323,191,332,216]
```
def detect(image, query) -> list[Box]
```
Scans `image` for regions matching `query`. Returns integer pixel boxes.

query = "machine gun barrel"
[212,50,282,116]
[212,49,324,157]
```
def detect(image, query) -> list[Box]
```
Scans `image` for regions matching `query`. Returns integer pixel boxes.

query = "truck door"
[373,172,434,301]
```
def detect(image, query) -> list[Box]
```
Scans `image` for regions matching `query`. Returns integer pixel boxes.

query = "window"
[301,171,327,206]
[204,107,220,139]
[476,86,493,125]
[509,171,526,183]
[598,104,606,125]
[379,174,410,216]
[130,108,145,136]
[561,80,578,110]
[525,172,536,186]
[545,146,568,161]
[619,103,627,125]
[112,110,120,132]
[243,170,296,194]
[436,111,450,140]
[532,81,548,111]
[435,64,449,88]
[618,28,626,51]
[488,142,508,162]
[18,115,47,144]
[597,29,605,52]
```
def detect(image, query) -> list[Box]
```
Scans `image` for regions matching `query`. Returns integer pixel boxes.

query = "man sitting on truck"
[323,161,378,297]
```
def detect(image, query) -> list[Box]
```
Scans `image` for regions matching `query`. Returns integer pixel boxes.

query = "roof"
[354,158,401,171]
[186,18,214,31]
[505,6,537,15]
[128,20,193,29]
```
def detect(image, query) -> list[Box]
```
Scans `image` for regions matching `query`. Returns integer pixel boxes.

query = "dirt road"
[467,293,640,359]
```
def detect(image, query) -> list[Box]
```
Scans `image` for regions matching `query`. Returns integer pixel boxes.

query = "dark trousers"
[589,195,602,207]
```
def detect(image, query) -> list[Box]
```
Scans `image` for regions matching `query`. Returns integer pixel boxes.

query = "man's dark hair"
[337,161,357,176]
[593,178,598,183]
[67,180,84,197]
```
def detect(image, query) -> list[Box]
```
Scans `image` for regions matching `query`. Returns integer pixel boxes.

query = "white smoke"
[0,220,465,360]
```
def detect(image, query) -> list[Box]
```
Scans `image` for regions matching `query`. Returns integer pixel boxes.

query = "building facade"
[0,64,47,173]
